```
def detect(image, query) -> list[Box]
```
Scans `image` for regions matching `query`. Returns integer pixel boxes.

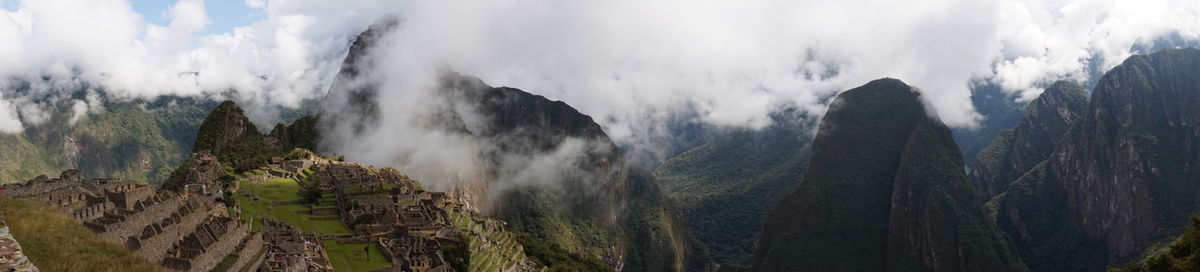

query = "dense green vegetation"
[442,238,470,272]
[0,97,214,185]
[1112,217,1200,272]
[0,197,164,271]
[622,168,711,272]
[0,134,60,183]
[495,187,615,262]
[191,101,281,173]
[654,117,810,265]
[512,232,611,272]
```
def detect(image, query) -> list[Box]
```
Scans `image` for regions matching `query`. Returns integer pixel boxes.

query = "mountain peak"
[755,78,1026,272]
[969,80,1087,201]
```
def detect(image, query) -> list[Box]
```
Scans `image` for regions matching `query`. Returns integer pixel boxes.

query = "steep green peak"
[756,78,1027,271]
[816,78,929,151]
[834,78,923,112]
[192,100,261,154]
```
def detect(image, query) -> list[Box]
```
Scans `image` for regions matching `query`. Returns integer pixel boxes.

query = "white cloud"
[0,0,396,131]
[992,0,1200,100]
[0,98,21,133]
[0,0,1197,144]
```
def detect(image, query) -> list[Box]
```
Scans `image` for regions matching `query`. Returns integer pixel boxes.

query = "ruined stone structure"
[0,172,155,224]
[227,232,266,272]
[3,170,263,272]
[0,221,38,272]
[168,151,229,191]
[380,234,450,272]
[308,162,482,271]
[161,217,251,272]
[261,219,334,272]
[1,170,85,199]
[282,160,313,173]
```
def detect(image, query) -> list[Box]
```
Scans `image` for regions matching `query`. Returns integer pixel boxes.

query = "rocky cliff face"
[316,20,711,271]
[993,48,1200,271]
[436,73,711,271]
[318,17,399,139]
[755,78,1027,272]
[969,81,1088,202]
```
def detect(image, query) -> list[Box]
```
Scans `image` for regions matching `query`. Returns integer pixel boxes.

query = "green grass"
[211,255,240,272]
[0,197,165,272]
[234,178,350,235]
[240,248,267,272]
[321,240,392,272]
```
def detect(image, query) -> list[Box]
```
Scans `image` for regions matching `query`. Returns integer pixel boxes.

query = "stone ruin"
[0,220,38,272]
[170,151,229,190]
[310,162,475,271]
[260,219,334,272]
[161,216,255,272]
[1,170,264,272]
[380,234,451,272]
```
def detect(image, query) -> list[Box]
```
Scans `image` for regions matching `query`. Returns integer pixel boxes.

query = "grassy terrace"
[233,175,395,271]
[449,208,528,272]
[234,177,350,235]
[211,255,240,272]
[0,197,165,272]
[322,240,392,272]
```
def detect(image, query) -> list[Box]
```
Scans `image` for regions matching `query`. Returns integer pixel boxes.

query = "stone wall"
[67,202,107,223]
[133,199,215,263]
[105,185,155,210]
[90,194,185,244]
[227,232,265,272]
[185,219,250,272]
[1,179,80,199]
[0,224,39,272]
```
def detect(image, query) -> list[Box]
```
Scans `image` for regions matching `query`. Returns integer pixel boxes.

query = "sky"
[130,0,260,36]
[0,0,1198,149]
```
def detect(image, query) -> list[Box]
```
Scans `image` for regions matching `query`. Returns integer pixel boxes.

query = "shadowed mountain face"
[754,78,1027,272]
[969,81,1088,202]
[993,48,1200,271]
[316,21,711,271]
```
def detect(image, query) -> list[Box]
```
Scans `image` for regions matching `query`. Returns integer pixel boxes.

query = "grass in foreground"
[0,197,164,272]
[321,240,393,272]
[234,177,350,235]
